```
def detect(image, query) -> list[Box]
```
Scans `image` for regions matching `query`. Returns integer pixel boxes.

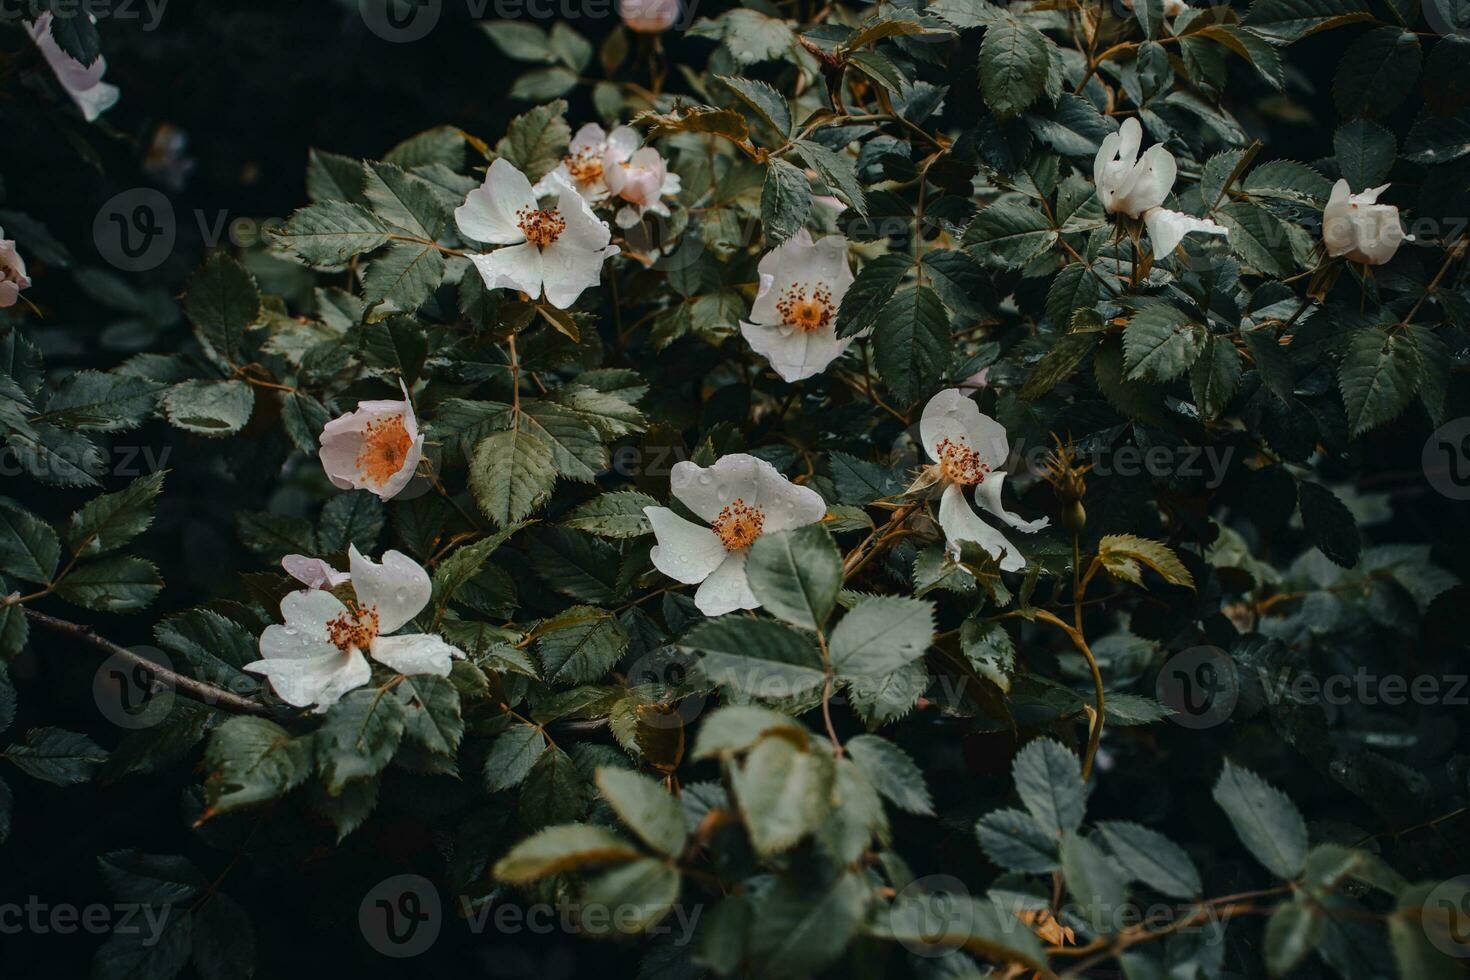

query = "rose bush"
[1,1,1469,977]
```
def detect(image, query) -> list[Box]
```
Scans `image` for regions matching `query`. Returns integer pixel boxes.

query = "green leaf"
[1061,831,1129,934]
[1405,108,1470,165]
[690,705,807,759]
[483,724,548,792]
[746,525,842,631]
[1013,738,1087,837]
[874,285,951,405]
[3,727,106,785]
[1333,28,1421,119]
[98,851,205,905]
[730,736,834,856]
[1339,325,1419,437]
[562,491,656,539]
[495,100,571,182]
[54,555,163,612]
[1123,304,1205,382]
[682,617,826,699]
[481,20,552,61]
[1189,334,1243,419]
[202,717,311,817]
[1298,480,1361,568]
[307,148,366,203]
[1265,899,1322,976]
[1212,760,1309,878]
[66,471,166,557]
[1216,201,1296,277]
[1021,332,1098,400]
[835,253,911,339]
[155,608,258,690]
[717,75,793,137]
[1098,534,1195,589]
[38,372,161,433]
[316,492,384,556]
[1243,0,1373,43]
[494,823,641,883]
[1095,821,1202,898]
[962,201,1056,268]
[469,427,558,527]
[395,675,463,758]
[361,240,445,312]
[0,500,60,584]
[579,858,682,934]
[1335,118,1397,189]
[278,201,390,268]
[431,521,525,611]
[975,807,1059,872]
[748,871,869,976]
[595,767,688,857]
[793,140,867,216]
[761,159,812,247]
[536,606,630,684]
[829,596,934,681]
[979,19,1050,118]
[184,253,260,364]
[314,690,407,794]
[844,734,933,815]
[161,380,256,437]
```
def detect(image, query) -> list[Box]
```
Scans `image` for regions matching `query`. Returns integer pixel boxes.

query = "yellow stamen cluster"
[517,207,566,248]
[326,603,380,654]
[712,499,765,551]
[937,438,990,486]
[776,283,835,334]
[357,415,413,487]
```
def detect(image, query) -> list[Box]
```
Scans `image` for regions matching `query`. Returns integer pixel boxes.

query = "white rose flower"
[618,0,681,33]
[604,144,682,229]
[27,13,120,122]
[455,159,619,309]
[538,123,638,203]
[1322,179,1412,265]
[1094,117,1228,257]
[643,454,827,616]
[740,230,857,383]
[246,547,463,712]
[281,555,349,591]
[318,380,425,501]
[1120,0,1189,17]
[0,231,31,309]
[920,389,1049,572]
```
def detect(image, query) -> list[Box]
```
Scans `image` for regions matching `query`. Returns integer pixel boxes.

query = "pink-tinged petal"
[569,122,609,155]
[281,555,349,590]
[937,483,1026,573]
[348,546,431,634]
[456,159,536,245]
[370,633,462,677]
[694,551,760,616]
[645,506,727,584]
[919,389,1010,470]
[605,126,642,163]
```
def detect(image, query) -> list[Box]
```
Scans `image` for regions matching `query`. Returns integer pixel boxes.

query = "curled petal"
[348,546,431,634]
[938,483,1027,573]
[370,633,462,677]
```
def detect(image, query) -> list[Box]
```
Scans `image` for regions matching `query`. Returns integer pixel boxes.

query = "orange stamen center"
[775,283,835,334]
[357,415,414,487]
[564,149,604,187]
[326,603,380,653]
[517,207,566,248]
[937,438,990,486]
[712,499,765,551]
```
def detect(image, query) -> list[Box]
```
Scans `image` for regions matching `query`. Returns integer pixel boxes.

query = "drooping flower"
[539,123,639,203]
[246,547,463,712]
[1322,180,1412,265]
[618,0,681,33]
[318,381,425,501]
[1094,118,1228,257]
[603,143,682,229]
[27,14,120,122]
[282,555,349,591]
[456,159,619,309]
[643,454,827,616]
[0,232,31,309]
[920,389,1049,572]
[740,230,857,383]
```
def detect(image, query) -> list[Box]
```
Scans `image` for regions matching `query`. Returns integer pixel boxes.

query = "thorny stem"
[23,608,274,717]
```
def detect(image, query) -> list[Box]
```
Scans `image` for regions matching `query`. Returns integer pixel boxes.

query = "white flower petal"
[669,454,826,531]
[470,242,543,297]
[645,507,727,584]
[570,122,609,155]
[282,555,349,590]
[919,388,1010,470]
[370,633,462,677]
[456,158,536,245]
[245,647,369,711]
[1144,207,1229,258]
[540,239,614,309]
[348,546,431,634]
[748,272,780,325]
[279,589,349,638]
[605,126,641,164]
[694,551,760,616]
[973,473,1051,533]
[938,483,1026,573]
[741,319,853,382]
[547,172,614,251]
